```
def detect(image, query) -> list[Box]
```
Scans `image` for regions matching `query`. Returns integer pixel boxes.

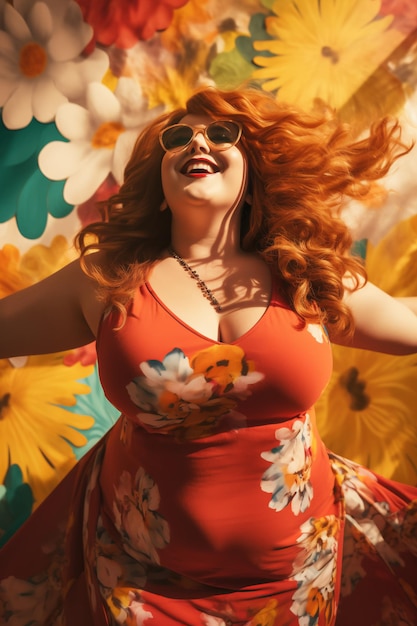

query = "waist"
[98,414,339,584]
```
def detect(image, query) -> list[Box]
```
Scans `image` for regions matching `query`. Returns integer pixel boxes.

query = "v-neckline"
[145,282,274,345]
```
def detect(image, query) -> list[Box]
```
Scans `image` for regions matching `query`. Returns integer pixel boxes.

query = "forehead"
[178,114,214,127]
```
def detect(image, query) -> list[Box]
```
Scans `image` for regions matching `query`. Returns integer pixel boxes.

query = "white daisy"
[38,77,161,205]
[0,0,108,129]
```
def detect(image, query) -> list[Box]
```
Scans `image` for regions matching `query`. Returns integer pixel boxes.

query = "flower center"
[339,367,370,411]
[19,42,48,78]
[321,46,339,64]
[0,392,11,417]
[91,122,125,149]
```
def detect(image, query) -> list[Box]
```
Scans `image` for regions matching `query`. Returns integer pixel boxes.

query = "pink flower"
[63,342,98,367]
[77,177,120,227]
[76,0,190,48]
[379,0,417,34]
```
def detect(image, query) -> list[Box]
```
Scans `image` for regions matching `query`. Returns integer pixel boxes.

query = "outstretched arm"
[330,281,417,355]
[0,257,105,359]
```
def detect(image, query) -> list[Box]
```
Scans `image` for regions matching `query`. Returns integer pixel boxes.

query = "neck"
[170,205,243,262]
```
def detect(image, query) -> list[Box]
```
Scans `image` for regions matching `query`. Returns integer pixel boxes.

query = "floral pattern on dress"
[375,595,417,626]
[92,466,169,624]
[112,468,170,565]
[388,499,417,557]
[306,324,329,344]
[200,598,278,625]
[126,345,264,440]
[330,453,417,600]
[94,520,158,624]
[0,569,62,626]
[260,413,314,514]
[290,515,340,626]
[106,586,153,624]
[0,528,66,625]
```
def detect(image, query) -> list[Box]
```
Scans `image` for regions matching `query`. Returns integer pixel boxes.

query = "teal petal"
[3,464,24,491]
[236,13,274,63]
[62,366,119,460]
[0,158,36,223]
[0,115,70,236]
[47,180,73,219]
[0,124,36,167]
[352,239,368,260]
[16,170,50,238]
[0,119,63,167]
[39,119,65,147]
[0,464,34,547]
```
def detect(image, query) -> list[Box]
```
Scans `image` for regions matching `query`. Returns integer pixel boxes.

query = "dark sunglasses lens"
[207,121,240,145]
[162,125,194,151]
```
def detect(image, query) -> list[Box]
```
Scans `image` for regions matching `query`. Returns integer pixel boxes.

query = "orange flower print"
[126,346,264,440]
[106,587,152,625]
[248,598,279,625]
[200,598,278,626]
[190,344,263,396]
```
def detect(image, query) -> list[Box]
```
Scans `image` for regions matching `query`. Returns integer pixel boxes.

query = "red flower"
[379,0,417,34]
[77,176,120,228]
[76,0,189,48]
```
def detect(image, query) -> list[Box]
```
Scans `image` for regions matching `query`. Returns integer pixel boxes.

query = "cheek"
[161,157,177,198]
[227,152,247,193]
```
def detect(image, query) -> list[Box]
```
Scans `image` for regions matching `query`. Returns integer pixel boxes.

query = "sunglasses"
[159,120,242,153]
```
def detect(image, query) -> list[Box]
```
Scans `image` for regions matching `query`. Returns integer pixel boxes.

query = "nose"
[189,128,210,153]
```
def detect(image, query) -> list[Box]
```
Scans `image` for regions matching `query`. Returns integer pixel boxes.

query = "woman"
[0,87,416,626]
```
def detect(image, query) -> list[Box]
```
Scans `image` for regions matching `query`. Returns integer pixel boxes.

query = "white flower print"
[126,346,264,440]
[306,324,328,344]
[201,615,229,626]
[130,348,213,409]
[128,595,153,624]
[330,454,408,597]
[260,414,313,514]
[112,467,170,565]
[106,587,153,625]
[291,516,339,626]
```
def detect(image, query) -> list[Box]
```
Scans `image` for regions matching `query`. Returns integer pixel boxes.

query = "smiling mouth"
[182,160,220,176]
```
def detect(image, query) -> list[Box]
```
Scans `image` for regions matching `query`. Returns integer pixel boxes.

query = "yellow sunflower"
[316,214,417,485]
[252,0,404,110]
[0,356,94,506]
[0,237,93,506]
[144,61,212,111]
[315,347,417,483]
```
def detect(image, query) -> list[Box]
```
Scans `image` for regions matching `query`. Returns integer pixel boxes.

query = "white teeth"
[185,161,215,174]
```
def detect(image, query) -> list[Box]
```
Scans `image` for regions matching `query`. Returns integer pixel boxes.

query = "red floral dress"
[1,282,416,626]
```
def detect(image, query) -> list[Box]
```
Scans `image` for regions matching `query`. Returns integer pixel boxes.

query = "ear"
[160,199,168,212]
[245,193,253,205]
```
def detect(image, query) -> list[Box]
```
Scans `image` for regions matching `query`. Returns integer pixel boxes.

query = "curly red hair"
[75,87,409,334]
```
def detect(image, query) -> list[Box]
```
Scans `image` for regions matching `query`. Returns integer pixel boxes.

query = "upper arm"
[330,281,417,355]
[0,257,106,358]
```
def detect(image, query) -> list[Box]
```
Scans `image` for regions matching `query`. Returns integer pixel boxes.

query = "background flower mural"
[1,0,417,542]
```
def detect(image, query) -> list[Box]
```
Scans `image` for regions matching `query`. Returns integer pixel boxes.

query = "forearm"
[337,283,417,355]
[395,297,417,316]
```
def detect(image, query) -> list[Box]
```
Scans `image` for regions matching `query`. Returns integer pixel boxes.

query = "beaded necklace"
[168,246,222,313]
